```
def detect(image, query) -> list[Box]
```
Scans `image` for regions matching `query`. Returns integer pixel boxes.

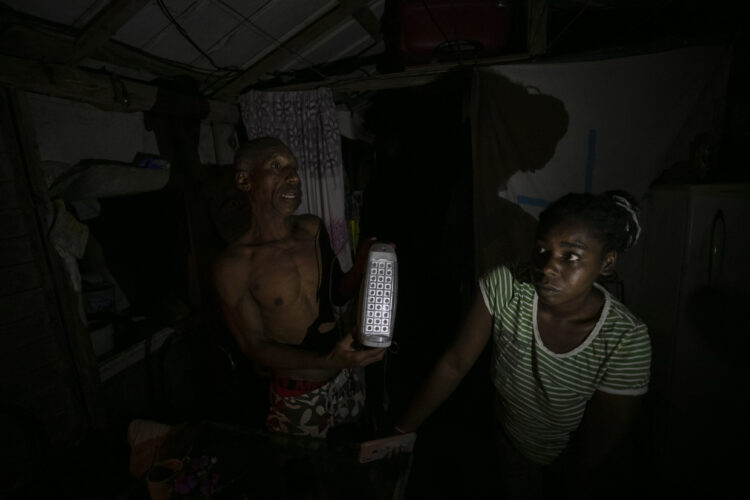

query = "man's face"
[241,146,302,215]
[531,220,614,309]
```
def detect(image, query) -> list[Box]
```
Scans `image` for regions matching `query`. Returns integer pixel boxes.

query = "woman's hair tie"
[610,194,641,250]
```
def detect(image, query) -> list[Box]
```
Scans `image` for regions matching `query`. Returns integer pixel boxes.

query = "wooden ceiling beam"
[67,0,152,64]
[93,41,216,81]
[0,54,239,124]
[269,53,532,93]
[0,5,76,63]
[352,5,383,42]
[0,5,210,82]
[215,0,371,99]
[352,4,382,42]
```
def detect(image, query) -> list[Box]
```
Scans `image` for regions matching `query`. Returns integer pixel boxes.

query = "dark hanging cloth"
[299,222,345,353]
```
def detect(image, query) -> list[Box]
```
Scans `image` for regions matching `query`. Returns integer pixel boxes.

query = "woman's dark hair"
[537,190,641,254]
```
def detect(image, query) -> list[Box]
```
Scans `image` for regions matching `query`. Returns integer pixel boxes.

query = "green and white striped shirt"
[479,266,651,464]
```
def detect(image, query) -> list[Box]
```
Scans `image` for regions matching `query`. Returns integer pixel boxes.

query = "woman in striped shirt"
[396,191,651,498]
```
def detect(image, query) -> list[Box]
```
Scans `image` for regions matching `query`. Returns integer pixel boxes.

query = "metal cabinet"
[632,183,750,497]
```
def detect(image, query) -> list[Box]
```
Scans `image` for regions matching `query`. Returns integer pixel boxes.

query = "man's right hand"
[328,333,386,368]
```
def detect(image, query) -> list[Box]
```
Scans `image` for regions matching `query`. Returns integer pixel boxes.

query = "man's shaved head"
[234,137,294,172]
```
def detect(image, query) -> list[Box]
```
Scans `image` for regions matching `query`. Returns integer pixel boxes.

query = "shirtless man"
[213,137,385,437]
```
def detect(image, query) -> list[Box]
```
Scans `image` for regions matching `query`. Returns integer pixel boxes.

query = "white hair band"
[612,194,641,249]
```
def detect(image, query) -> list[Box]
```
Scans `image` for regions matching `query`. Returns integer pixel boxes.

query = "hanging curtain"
[239,88,352,271]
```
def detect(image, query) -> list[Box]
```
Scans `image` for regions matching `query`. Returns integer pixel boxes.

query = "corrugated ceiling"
[1,0,385,96]
[0,0,740,102]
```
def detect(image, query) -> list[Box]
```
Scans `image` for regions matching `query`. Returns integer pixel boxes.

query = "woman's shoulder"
[479,265,534,309]
[480,265,514,288]
[599,289,648,336]
[481,264,534,287]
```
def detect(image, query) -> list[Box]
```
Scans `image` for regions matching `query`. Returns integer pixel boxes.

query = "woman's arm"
[396,290,494,432]
[554,390,643,493]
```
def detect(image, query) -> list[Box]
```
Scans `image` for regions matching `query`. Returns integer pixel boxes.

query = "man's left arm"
[317,220,375,305]
[336,236,376,304]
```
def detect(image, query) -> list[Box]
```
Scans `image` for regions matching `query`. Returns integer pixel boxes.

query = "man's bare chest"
[248,240,320,311]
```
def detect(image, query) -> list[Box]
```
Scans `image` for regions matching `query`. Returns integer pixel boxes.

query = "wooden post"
[527,0,548,57]
[0,87,104,444]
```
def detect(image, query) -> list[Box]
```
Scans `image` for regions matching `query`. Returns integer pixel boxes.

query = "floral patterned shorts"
[266,368,366,438]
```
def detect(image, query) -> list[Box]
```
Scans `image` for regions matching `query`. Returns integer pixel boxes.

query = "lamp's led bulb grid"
[363,259,394,335]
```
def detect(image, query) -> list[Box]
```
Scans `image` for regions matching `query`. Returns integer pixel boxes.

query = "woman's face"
[531,220,615,309]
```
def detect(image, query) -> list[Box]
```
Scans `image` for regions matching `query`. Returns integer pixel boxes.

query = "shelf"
[98,327,175,383]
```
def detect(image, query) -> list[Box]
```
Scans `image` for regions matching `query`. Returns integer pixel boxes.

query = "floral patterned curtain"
[239,88,352,270]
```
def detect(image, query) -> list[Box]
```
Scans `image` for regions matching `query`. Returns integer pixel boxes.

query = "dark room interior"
[1,1,748,499]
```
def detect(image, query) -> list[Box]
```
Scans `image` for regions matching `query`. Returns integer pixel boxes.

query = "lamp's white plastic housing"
[358,242,397,348]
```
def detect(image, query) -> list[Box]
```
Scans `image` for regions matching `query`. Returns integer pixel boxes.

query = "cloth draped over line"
[239,88,353,271]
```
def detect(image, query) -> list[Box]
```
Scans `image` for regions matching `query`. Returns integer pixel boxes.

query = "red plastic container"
[399,0,512,65]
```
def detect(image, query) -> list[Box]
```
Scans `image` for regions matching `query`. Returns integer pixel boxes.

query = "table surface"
[155,421,414,500]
